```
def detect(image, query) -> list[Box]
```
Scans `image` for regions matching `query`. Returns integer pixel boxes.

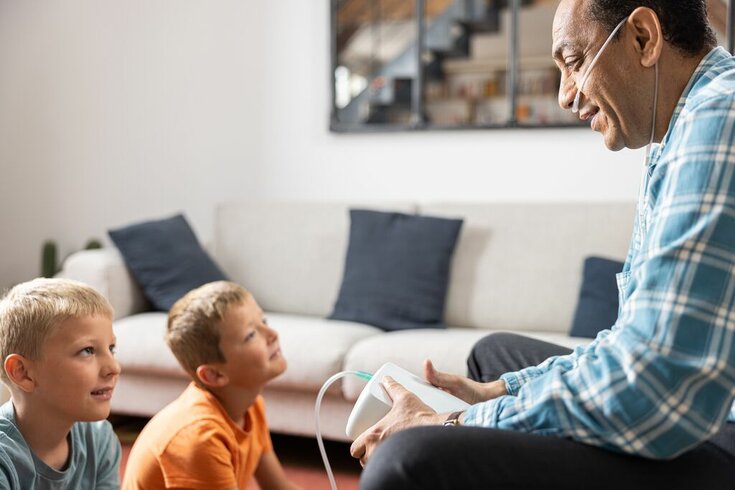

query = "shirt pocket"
[616,271,631,307]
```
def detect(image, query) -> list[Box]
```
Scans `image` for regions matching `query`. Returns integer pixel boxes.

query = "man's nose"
[558,72,576,110]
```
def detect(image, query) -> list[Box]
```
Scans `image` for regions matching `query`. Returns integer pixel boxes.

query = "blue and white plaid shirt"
[465,47,735,459]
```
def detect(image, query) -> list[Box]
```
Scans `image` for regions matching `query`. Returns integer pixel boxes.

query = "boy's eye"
[262,317,269,325]
[244,330,256,342]
[109,344,117,355]
[80,347,94,356]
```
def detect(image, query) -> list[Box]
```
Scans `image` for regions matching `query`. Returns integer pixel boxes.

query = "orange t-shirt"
[122,382,272,490]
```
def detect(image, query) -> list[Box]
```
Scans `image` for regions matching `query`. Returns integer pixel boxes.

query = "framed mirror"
[330,0,735,133]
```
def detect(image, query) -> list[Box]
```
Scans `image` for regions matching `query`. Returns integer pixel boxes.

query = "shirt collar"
[669,47,730,130]
[649,47,730,166]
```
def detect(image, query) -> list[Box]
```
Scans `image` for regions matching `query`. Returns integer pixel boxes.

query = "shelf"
[426,96,504,104]
[426,94,558,104]
[443,56,555,74]
[424,93,577,127]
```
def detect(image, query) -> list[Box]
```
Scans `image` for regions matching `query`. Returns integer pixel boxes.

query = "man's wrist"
[487,379,509,399]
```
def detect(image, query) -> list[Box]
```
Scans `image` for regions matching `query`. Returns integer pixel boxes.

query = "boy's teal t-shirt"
[0,401,121,489]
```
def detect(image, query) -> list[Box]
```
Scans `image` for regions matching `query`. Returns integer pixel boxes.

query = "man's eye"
[565,59,579,70]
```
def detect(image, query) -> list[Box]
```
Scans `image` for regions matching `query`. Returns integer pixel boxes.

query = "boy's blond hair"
[166,281,250,378]
[0,277,114,383]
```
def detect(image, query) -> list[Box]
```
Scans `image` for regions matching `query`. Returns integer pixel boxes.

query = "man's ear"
[195,364,229,388]
[4,354,36,393]
[628,7,663,68]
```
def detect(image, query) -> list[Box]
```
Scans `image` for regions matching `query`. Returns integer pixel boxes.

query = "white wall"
[0,1,265,290]
[0,1,644,291]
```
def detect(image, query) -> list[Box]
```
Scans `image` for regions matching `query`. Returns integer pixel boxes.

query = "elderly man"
[352,1,735,488]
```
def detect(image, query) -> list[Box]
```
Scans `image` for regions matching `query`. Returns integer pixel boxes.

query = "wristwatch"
[443,411,463,427]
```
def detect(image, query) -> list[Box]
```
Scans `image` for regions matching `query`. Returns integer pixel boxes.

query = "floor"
[114,416,362,490]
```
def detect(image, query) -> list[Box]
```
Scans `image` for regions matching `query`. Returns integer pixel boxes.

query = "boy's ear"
[195,364,229,388]
[4,355,36,393]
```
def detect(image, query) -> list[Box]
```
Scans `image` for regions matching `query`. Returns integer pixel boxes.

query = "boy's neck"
[12,396,73,470]
[207,384,260,428]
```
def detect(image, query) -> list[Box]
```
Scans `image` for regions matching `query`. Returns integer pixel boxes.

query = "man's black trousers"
[359,333,735,490]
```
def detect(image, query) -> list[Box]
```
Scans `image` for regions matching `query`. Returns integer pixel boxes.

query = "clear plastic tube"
[315,370,373,490]
[646,62,659,166]
[572,16,627,113]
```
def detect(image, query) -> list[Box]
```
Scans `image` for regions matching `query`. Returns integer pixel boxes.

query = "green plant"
[84,239,103,250]
[41,240,58,278]
[40,238,104,278]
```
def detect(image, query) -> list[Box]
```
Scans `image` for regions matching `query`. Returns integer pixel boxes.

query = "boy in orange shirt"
[123,281,301,489]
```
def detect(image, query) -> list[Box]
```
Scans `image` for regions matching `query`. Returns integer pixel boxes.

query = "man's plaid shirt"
[465,47,735,459]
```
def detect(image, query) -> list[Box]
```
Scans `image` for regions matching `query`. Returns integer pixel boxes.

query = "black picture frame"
[330,0,735,133]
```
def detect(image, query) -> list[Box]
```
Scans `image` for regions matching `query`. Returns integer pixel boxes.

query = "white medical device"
[345,362,470,440]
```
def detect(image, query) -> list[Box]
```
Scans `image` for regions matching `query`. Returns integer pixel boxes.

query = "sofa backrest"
[422,202,636,333]
[214,201,416,318]
[214,201,636,333]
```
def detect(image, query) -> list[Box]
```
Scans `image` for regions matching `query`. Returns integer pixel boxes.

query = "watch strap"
[443,410,463,427]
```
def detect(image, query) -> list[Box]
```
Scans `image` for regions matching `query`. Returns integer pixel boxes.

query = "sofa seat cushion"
[114,312,185,377]
[341,329,591,400]
[266,313,381,392]
[114,312,383,392]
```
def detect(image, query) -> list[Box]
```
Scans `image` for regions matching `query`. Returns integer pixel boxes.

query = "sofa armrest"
[58,249,148,320]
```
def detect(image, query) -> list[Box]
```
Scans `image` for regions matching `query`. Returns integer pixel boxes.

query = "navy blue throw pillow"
[569,256,625,339]
[109,214,227,311]
[329,209,463,331]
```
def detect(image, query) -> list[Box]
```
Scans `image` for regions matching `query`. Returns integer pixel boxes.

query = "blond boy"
[0,278,122,489]
[123,281,301,490]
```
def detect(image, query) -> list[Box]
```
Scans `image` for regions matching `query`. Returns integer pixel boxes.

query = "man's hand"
[423,359,507,404]
[349,376,444,467]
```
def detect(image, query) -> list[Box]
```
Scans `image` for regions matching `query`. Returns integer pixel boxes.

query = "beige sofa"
[58,201,636,442]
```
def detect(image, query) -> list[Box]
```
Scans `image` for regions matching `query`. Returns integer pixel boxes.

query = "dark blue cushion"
[569,256,625,339]
[108,214,227,311]
[329,209,463,331]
